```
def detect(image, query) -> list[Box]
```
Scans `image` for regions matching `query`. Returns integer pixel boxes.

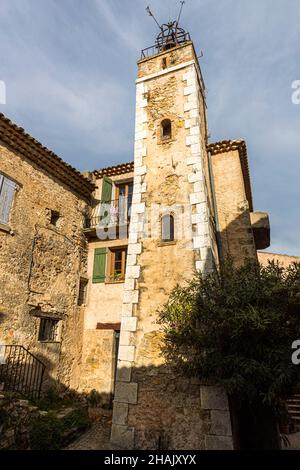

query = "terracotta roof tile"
[94,162,134,178]
[0,113,95,201]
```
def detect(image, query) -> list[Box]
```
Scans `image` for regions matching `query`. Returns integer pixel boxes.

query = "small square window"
[50,210,60,226]
[78,278,88,306]
[38,318,59,342]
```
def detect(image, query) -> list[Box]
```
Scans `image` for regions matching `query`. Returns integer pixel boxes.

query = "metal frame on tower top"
[142,2,191,59]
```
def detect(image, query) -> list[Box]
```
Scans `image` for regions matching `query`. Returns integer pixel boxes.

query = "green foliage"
[32,386,83,411]
[29,414,62,450]
[62,408,90,431]
[159,259,300,408]
[29,408,90,450]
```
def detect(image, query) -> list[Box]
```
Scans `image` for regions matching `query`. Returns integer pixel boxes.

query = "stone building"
[0,112,95,390]
[0,22,298,450]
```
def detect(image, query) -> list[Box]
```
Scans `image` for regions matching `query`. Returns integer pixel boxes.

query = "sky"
[0,0,299,256]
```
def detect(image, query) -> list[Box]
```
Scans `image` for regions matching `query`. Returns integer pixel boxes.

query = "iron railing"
[141,32,191,59]
[85,198,132,229]
[0,345,46,400]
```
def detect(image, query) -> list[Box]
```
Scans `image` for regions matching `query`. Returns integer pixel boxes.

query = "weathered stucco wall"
[80,329,118,403]
[0,140,88,390]
[210,149,257,265]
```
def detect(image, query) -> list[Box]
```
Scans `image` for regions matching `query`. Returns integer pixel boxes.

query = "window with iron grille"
[78,278,88,306]
[38,318,59,342]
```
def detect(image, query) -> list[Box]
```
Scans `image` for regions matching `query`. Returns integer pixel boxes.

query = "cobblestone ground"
[66,410,118,450]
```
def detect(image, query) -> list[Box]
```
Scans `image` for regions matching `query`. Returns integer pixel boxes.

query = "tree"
[158,259,300,449]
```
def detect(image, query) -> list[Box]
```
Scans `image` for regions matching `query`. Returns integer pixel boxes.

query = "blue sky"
[0,0,299,255]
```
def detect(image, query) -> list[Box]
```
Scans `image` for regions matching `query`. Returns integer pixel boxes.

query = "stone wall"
[111,43,230,450]
[258,251,300,268]
[0,393,41,450]
[0,140,89,390]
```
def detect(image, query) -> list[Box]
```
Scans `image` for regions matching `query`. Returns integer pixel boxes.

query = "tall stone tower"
[111,22,233,450]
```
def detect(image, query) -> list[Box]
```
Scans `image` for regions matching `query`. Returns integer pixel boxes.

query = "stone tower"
[111,25,232,450]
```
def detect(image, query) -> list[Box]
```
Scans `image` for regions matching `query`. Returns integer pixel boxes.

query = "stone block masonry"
[111,42,233,450]
[111,80,148,450]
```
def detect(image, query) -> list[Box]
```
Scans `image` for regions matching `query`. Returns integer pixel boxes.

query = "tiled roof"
[94,162,134,178]
[0,113,95,201]
[207,139,253,212]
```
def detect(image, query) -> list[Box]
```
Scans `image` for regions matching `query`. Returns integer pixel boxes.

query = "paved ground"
[66,409,117,450]
[66,408,300,450]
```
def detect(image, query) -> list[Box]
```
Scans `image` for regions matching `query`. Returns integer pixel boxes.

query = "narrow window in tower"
[161,214,175,243]
[162,57,167,69]
[161,119,172,141]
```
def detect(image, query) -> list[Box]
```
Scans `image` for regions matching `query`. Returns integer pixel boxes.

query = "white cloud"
[0,0,299,255]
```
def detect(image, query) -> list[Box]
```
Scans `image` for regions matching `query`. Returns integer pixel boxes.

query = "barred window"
[38,318,59,342]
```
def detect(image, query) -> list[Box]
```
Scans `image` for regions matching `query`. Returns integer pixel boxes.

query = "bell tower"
[111,15,232,450]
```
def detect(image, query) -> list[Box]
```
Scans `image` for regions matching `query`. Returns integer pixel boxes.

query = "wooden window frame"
[106,247,127,283]
[115,180,133,226]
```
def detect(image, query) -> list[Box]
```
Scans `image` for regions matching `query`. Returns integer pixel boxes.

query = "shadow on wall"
[0,345,281,450]
[0,346,113,409]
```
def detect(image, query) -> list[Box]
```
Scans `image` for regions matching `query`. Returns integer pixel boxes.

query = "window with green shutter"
[101,176,113,203]
[92,248,107,283]
[100,177,113,225]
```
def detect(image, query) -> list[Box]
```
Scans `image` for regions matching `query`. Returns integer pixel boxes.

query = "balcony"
[84,197,132,238]
[250,211,270,250]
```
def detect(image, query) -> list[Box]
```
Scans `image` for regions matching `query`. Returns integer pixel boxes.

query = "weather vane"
[146,1,189,53]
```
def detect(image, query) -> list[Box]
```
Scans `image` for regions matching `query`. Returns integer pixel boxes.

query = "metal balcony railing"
[85,198,132,229]
[141,32,191,59]
[0,345,46,399]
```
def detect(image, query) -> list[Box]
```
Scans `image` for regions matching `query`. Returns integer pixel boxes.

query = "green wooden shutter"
[101,177,113,225]
[92,248,107,283]
[101,177,113,203]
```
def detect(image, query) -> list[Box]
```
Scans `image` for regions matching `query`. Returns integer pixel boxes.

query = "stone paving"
[66,409,118,450]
